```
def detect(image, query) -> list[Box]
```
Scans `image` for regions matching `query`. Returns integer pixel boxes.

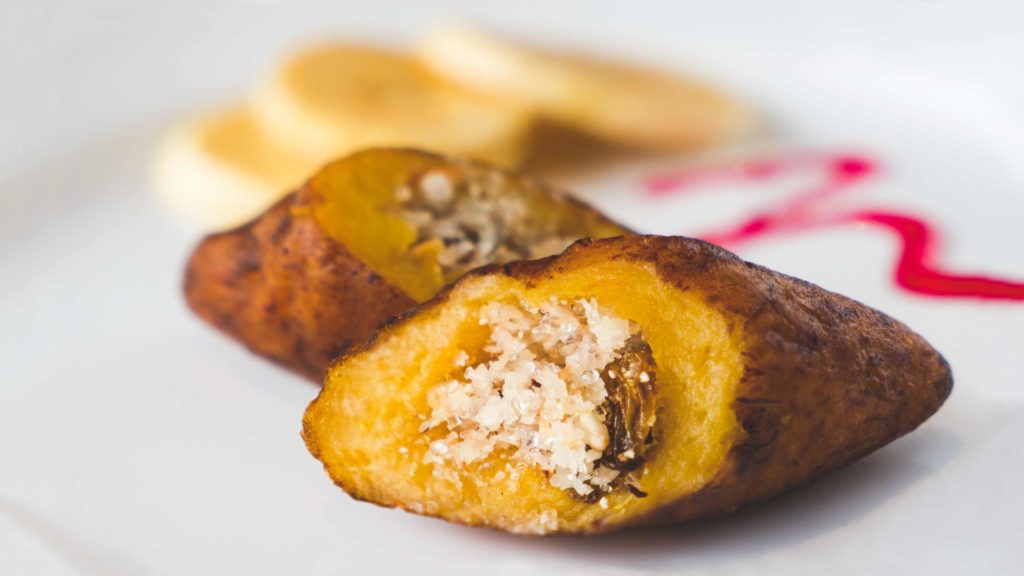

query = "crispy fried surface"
[183,193,416,380]
[183,148,630,380]
[302,235,952,533]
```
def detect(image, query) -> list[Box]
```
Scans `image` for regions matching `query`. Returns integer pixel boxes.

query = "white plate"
[2,2,1023,574]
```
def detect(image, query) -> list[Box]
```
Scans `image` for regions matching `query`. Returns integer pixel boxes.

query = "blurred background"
[2,1,1022,574]
[4,0,1024,179]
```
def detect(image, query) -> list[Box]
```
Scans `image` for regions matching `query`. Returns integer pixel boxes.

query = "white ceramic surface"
[2,1,1022,574]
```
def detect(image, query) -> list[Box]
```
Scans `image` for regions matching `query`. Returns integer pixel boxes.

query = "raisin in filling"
[574,336,658,503]
[420,298,658,503]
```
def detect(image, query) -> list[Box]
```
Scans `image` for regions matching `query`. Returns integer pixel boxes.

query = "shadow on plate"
[520,121,668,183]
[0,497,148,576]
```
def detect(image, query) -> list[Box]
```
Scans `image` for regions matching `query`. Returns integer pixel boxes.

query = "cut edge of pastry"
[305,148,631,302]
[303,253,745,534]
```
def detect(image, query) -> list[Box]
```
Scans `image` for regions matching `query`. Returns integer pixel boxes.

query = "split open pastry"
[302,235,952,534]
[184,149,629,379]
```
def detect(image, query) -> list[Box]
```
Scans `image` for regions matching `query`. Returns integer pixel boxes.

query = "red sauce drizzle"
[643,153,1024,301]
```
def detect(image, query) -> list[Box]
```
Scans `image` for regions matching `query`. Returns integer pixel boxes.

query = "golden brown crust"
[304,235,952,532]
[518,237,951,530]
[584,237,951,529]
[183,189,416,381]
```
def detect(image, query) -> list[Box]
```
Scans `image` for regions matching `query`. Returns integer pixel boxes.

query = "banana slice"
[252,45,531,167]
[154,106,318,229]
[418,24,752,150]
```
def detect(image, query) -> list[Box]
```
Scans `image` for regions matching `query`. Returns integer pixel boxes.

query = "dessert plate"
[1,1,1021,573]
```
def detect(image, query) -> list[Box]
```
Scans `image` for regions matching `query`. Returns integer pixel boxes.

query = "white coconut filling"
[397,168,578,279]
[420,297,643,497]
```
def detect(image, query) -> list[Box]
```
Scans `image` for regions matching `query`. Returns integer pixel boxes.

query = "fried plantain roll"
[302,235,952,534]
[184,149,630,380]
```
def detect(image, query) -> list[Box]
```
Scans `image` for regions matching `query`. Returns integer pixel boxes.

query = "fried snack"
[302,235,952,534]
[417,24,752,150]
[154,106,319,228]
[184,149,631,380]
[253,45,532,168]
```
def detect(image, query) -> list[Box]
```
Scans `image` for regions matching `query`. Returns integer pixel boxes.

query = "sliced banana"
[252,45,531,167]
[154,106,318,229]
[418,24,752,150]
